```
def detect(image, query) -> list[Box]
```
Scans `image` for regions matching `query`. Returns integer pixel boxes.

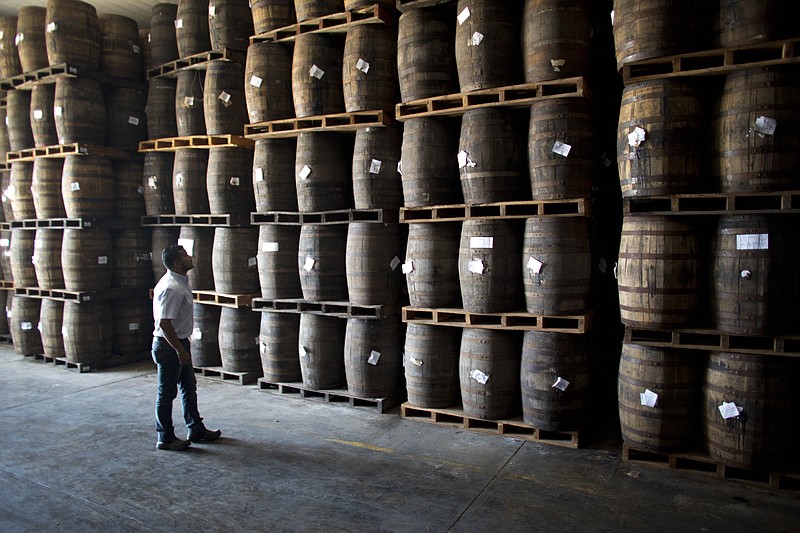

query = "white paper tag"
[208,6,216,16]
[397,161,403,175]
[61,325,67,336]
[470,368,488,385]
[1,30,4,40]
[174,19,183,29]
[192,328,203,340]
[389,256,401,271]
[457,7,471,25]
[368,159,382,174]
[219,91,231,106]
[0,239,9,247]
[254,167,264,182]
[303,256,315,271]
[184,96,195,107]
[31,254,39,265]
[610,10,615,25]
[21,322,33,330]
[54,106,63,117]
[309,65,325,79]
[250,75,263,87]
[401,260,414,274]
[470,237,493,249]
[409,356,423,366]
[230,177,240,186]
[248,257,257,267]
[33,109,44,120]
[299,345,307,357]
[70,182,80,192]
[356,58,370,74]
[640,389,659,408]
[736,234,769,250]
[552,377,570,391]
[613,262,618,280]
[137,186,144,195]
[527,256,543,274]
[178,238,194,256]
[262,242,279,252]
[175,173,183,186]
[299,165,312,180]
[468,259,484,275]
[47,22,57,33]
[457,150,477,169]
[148,177,157,188]
[133,45,141,54]
[627,127,646,147]
[598,257,608,274]
[368,350,381,365]
[128,116,140,126]
[129,322,140,331]
[34,239,43,249]
[719,401,743,419]
[754,116,777,135]
[551,58,566,72]
[552,140,572,157]
[469,32,484,46]
[97,256,108,265]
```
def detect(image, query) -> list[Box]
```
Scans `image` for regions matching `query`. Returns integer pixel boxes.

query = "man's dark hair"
[162,245,184,271]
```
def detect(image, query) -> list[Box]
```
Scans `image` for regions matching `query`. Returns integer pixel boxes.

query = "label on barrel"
[262,242,279,252]
[0,239,9,247]
[736,234,768,250]
[390,256,401,271]
[4,116,7,126]
[409,356,423,366]
[230,177,240,186]
[368,350,381,365]
[133,45,140,54]
[128,116,140,126]
[62,326,68,336]
[457,151,477,169]
[551,59,566,72]
[192,328,202,340]
[303,256,315,271]
[719,401,742,419]
[15,33,23,45]
[552,377,570,391]
[218,92,232,106]
[457,7,471,25]
[248,257,257,267]
[254,168,264,182]
[754,116,776,136]
[129,323,140,331]
[148,177,157,188]
[299,165,312,180]
[31,254,38,265]
[97,256,108,265]
[552,140,571,157]
[470,237,493,249]
[33,109,44,120]
[627,127,646,148]
[639,389,658,407]
[21,322,33,330]
[250,75,263,88]
[468,260,484,275]
[174,19,183,29]
[397,161,403,175]
[34,239,43,249]
[469,32,484,47]
[401,260,413,274]
[175,174,183,186]
[137,186,144,195]
[37,322,42,332]
[209,6,216,16]
[184,96,195,107]
[356,58,370,74]
[369,159,382,174]
[137,253,151,261]
[299,345,307,357]
[0,31,4,40]
[470,369,489,385]
[527,256,543,274]
[309,65,325,79]
[70,182,80,192]
[47,22,57,33]
[54,106,63,117]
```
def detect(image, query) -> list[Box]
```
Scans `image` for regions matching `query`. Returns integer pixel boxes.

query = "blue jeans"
[152,336,202,441]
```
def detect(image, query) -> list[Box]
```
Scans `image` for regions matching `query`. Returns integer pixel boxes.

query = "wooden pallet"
[140,213,251,227]
[0,280,14,290]
[396,0,453,12]
[622,444,800,490]
[396,78,589,120]
[400,199,590,223]
[146,48,246,79]
[251,298,391,318]
[26,352,149,373]
[245,110,392,139]
[0,222,9,230]
[6,143,133,162]
[13,287,140,303]
[7,217,138,230]
[402,307,591,333]
[0,161,10,171]
[401,403,580,448]
[250,208,398,225]
[623,191,800,215]
[250,4,394,44]
[0,63,147,91]
[0,333,13,344]
[194,366,261,385]
[257,378,403,413]
[138,134,254,152]
[192,291,258,308]
[624,327,800,358]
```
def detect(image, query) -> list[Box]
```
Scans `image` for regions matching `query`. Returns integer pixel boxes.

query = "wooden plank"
[1,63,146,91]
[140,213,252,227]
[402,307,591,333]
[251,298,389,318]
[138,134,254,152]
[192,291,257,308]
[27,352,149,373]
[257,378,403,413]
[194,366,261,385]
[13,287,142,303]
[624,326,800,358]
[146,48,247,80]
[245,110,393,138]
[623,191,800,215]
[251,208,397,225]
[400,199,589,223]
[6,143,133,162]
[250,4,394,44]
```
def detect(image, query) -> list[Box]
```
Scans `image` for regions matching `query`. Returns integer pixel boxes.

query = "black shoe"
[188,427,221,442]
[156,437,191,451]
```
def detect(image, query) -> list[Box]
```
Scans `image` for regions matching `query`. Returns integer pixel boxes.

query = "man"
[152,244,221,451]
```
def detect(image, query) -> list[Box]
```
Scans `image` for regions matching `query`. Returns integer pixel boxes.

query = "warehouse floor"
[0,344,798,533]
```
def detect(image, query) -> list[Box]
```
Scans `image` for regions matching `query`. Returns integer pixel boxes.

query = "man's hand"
[177,351,192,365]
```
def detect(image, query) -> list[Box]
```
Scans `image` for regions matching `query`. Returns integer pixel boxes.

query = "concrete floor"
[0,343,798,533]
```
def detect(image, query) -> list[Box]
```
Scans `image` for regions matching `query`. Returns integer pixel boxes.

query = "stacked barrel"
[0,0,152,366]
[614,1,798,472]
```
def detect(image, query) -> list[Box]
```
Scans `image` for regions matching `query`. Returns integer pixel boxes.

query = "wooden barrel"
[143,152,175,216]
[30,84,58,148]
[139,28,152,70]
[711,215,800,335]
[294,0,342,23]
[10,229,37,288]
[711,67,800,193]
[522,0,591,83]
[0,17,22,78]
[0,107,9,168]
[458,219,522,314]
[253,138,298,212]
[209,0,254,51]
[245,41,294,124]
[618,342,700,452]
[212,227,259,294]
[112,296,152,357]
[343,24,398,113]
[219,306,262,373]
[179,226,215,290]
[40,299,65,358]
[405,222,461,308]
[176,0,211,58]
[344,317,402,398]
[251,0,295,35]
[617,216,702,328]
[146,77,178,139]
[0,231,11,279]
[400,117,462,207]
[173,148,209,215]
[454,0,518,92]
[522,216,591,315]
[298,313,346,389]
[259,312,302,382]
[17,7,49,73]
[206,147,255,215]
[112,158,146,220]
[32,228,64,289]
[528,98,594,200]
[204,61,248,134]
[714,0,782,47]
[9,295,42,356]
[703,351,793,470]
[459,108,524,205]
[45,0,101,69]
[298,224,348,302]
[617,79,704,198]
[175,70,207,136]
[54,77,106,145]
[61,155,114,219]
[61,228,112,292]
[191,304,222,368]
[98,14,141,80]
[105,87,147,150]
[63,301,113,364]
[295,132,352,212]
[346,222,401,306]
[404,323,461,408]
[521,330,588,431]
[352,126,402,209]
[397,8,458,103]
[151,227,179,281]
[291,33,344,118]
[6,90,34,151]
[111,228,153,289]
[10,162,36,220]
[459,328,522,420]
[149,3,179,68]
[257,224,301,299]
[32,159,65,219]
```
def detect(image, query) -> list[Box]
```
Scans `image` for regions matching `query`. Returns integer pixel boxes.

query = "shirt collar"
[168,270,190,286]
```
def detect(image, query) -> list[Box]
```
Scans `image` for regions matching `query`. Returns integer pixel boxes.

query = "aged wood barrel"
[346,222,401,306]
[206,147,255,214]
[251,0,295,35]
[298,313,346,389]
[529,98,594,200]
[397,8,458,103]
[16,7,49,73]
[617,216,702,328]
[30,85,58,148]
[173,148,210,215]
[61,228,112,292]
[703,351,793,470]
[459,108,524,205]
[253,138,298,212]
[10,162,36,220]
[259,312,302,382]
[10,228,37,287]
[522,216,591,315]
[61,155,114,219]
[111,228,153,289]
[6,90,34,151]
[0,231,11,278]
[454,0,518,92]
[459,328,522,420]
[522,0,591,83]
[295,132,352,212]
[151,227,180,281]
[45,0,101,69]
[32,159,65,219]
[105,87,147,150]
[98,14,141,80]
[219,306,262,373]
[0,17,22,78]
[711,215,800,335]
[617,79,704,197]
[40,299,65,358]
[352,126,402,209]
[204,61,248,134]
[179,226,215,290]
[191,304,222,368]
[212,227,259,294]
[112,296,152,357]
[112,158,146,220]
[32,228,64,289]
[143,152,175,216]
[405,222,461,308]
[54,77,106,145]
[149,3,179,68]
[711,67,800,193]
[404,323,461,408]
[146,77,178,139]
[63,301,113,364]
[343,24,398,113]
[400,117,462,207]
[245,41,294,124]
[294,0,342,23]
[10,295,43,356]
[344,317,402,398]
[714,0,783,47]
[298,224,348,302]
[291,33,344,118]
[458,219,522,314]
[209,0,254,51]
[175,70,207,136]
[618,342,700,452]
[257,224,302,299]
[521,330,588,431]
[176,0,211,58]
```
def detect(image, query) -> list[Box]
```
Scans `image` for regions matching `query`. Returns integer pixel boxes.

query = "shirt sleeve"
[155,287,183,322]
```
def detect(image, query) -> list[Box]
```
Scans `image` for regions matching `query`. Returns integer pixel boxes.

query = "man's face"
[176,247,195,272]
